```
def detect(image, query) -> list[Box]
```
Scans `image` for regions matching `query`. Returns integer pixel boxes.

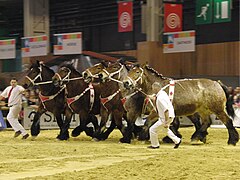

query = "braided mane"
[145,65,169,80]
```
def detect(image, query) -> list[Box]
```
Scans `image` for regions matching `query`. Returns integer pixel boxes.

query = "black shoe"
[174,139,182,149]
[14,131,21,138]
[147,146,159,149]
[22,134,29,140]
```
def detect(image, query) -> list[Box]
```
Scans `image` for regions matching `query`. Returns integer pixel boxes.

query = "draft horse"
[123,64,239,145]
[82,61,140,143]
[23,61,72,140]
[52,64,101,139]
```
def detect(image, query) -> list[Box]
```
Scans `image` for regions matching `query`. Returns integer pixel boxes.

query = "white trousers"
[149,118,181,147]
[7,105,28,136]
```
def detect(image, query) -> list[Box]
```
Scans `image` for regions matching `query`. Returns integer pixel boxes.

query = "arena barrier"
[23,107,80,130]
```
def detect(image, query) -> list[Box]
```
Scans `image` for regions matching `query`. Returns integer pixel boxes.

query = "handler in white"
[148,82,181,149]
[0,78,29,139]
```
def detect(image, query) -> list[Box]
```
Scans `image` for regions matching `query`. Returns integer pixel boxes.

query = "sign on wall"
[213,0,231,23]
[196,0,231,25]
[23,107,80,130]
[53,32,82,55]
[164,3,182,32]
[163,30,195,53]
[195,0,213,24]
[118,1,133,32]
[21,35,48,57]
[0,39,16,59]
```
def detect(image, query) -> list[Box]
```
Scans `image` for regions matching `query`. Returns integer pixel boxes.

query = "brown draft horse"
[52,64,102,139]
[23,61,72,140]
[82,61,141,143]
[122,64,239,145]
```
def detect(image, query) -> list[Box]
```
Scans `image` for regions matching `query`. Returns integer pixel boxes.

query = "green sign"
[195,0,213,25]
[213,0,231,23]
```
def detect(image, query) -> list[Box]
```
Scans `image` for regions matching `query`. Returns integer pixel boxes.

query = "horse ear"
[101,60,109,67]
[118,58,125,64]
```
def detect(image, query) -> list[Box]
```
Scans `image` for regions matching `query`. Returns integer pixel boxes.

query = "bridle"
[125,67,144,87]
[101,63,124,84]
[83,63,104,80]
[55,67,83,84]
[25,64,52,86]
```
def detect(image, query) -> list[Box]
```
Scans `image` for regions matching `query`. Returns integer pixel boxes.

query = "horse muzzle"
[123,80,132,89]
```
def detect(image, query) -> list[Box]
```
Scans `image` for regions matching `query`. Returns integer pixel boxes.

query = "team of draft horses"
[23,60,239,146]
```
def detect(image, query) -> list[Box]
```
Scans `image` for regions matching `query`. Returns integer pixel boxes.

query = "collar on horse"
[120,88,141,111]
[39,85,66,110]
[66,83,95,112]
[100,89,121,111]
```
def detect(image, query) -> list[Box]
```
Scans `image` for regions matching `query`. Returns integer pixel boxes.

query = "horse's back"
[173,78,226,116]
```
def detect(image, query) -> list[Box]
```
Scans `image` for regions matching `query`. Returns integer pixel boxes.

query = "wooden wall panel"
[136,41,240,77]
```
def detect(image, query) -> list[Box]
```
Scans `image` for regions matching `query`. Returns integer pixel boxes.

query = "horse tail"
[218,80,235,119]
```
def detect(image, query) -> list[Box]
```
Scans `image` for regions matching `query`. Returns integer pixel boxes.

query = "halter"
[126,67,144,87]
[25,65,43,86]
[84,63,104,79]
[55,67,83,84]
[102,64,124,84]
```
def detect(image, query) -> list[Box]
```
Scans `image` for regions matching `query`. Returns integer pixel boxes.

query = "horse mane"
[145,65,169,80]
[60,64,82,77]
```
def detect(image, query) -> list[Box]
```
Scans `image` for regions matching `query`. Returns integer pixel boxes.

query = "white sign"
[21,35,48,57]
[163,30,195,53]
[0,39,16,59]
[23,107,80,130]
[54,32,82,55]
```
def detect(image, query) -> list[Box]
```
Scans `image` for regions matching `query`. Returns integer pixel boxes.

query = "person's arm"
[163,110,170,128]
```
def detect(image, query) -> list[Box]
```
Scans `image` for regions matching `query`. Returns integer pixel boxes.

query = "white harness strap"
[89,83,94,112]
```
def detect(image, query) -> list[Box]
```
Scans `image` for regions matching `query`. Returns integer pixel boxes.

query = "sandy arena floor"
[0,126,240,180]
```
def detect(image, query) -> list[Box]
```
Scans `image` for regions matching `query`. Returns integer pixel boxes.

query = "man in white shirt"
[148,82,181,149]
[0,78,29,139]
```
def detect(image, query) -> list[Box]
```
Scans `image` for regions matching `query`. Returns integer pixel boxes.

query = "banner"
[23,107,80,130]
[118,1,133,32]
[21,35,48,57]
[163,30,195,53]
[54,32,82,55]
[164,3,182,32]
[0,39,16,60]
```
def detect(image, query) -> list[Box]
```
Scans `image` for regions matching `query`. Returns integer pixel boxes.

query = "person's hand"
[163,123,169,128]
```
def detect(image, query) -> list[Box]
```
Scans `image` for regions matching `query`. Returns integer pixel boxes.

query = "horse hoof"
[92,138,100,142]
[190,139,204,145]
[119,138,131,144]
[31,136,37,140]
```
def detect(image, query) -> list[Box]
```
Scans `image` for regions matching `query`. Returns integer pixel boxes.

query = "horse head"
[23,60,54,89]
[98,60,128,84]
[52,64,82,87]
[122,63,144,90]
[82,61,108,83]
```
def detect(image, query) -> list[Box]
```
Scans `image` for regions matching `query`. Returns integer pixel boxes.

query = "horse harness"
[66,83,95,113]
[38,85,66,110]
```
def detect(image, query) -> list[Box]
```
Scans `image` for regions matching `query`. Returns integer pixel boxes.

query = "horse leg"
[99,119,116,140]
[191,114,211,143]
[162,117,182,143]
[30,107,45,137]
[71,113,85,137]
[84,114,98,137]
[57,109,72,140]
[217,112,239,145]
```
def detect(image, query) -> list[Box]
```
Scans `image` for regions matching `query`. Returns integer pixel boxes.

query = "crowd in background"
[230,86,240,107]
